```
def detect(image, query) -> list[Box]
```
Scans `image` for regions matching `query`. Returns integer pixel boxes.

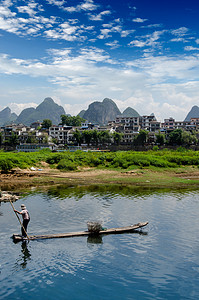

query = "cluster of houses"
[1,115,199,151]
[111,115,199,144]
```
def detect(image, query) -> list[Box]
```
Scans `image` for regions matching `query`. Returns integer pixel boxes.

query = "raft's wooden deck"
[12,222,148,242]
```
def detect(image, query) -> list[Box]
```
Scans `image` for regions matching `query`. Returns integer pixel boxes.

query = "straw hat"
[21,204,26,209]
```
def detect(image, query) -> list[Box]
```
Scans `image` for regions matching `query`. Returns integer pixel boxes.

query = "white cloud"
[147,31,165,46]
[81,0,98,11]
[129,31,164,48]
[98,24,122,39]
[0,2,57,36]
[127,54,199,81]
[0,16,19,33]
[113,85,197,122]
[171,27,189,37]
[132,18,148,23]
[60,22,78,35]
[9,102,38,115]
[1,44,199,120]
[98,28,112,39]
[141,24,162,29]
[88,10,111,21]
[45,29,78,41]
[79,47,113,63]
[129,40,146,48]
[17,5,38,17]
[46,0,66,7]
[170,27,192,44]
[184,46,199,51]
[64,0,98,13]
[44,20,89,41]
[105,40,120,49]
[120,29,135,37]
[26,27,40,35]
[0,4,16,18]
[170,37,187,43]
[63,101,93,115]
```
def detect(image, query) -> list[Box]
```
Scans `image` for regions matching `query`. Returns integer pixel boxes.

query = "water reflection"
[22,184,199,208]
[14,241,31,270]
[0,202,3,216]
[87,229,148,245]
[45,184,167,200]
[87,235,103,244]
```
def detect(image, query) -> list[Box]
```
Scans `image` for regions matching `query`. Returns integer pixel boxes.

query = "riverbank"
[1,165,199,190]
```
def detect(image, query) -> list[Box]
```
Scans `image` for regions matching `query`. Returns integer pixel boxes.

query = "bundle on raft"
[12,221,148,242]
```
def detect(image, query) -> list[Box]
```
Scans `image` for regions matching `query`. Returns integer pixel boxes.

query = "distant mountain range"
[122,107,140,118]
[78,98,141,124]
[184,105,199,122]
[0,97,198,126]
[79,98,122,124]
[15,97,65,126]
[0,97,65,126]
[0,107,17,126]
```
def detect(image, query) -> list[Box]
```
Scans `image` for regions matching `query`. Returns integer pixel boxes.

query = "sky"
[0,0,199,122]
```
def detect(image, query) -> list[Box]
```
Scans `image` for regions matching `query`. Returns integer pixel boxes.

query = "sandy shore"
[0,167,128,188]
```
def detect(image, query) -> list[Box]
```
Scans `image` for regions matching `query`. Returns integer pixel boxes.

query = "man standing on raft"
[14,204,30,238]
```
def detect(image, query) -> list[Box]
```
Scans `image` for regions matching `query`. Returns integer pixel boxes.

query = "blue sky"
[0,0,199,121]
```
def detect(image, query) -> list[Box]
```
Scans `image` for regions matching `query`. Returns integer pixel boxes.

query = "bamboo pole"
[10,200,30,241]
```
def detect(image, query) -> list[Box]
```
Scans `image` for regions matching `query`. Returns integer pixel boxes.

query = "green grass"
[1,148,199,173]
[1,149,199,190]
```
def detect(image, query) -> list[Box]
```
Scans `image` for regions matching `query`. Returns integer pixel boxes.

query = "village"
[1,114,199,151]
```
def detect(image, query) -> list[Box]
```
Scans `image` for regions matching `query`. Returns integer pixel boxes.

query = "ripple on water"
[1,188,199,300]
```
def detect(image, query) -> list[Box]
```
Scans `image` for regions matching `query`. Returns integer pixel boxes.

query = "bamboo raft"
[12,221,148,242]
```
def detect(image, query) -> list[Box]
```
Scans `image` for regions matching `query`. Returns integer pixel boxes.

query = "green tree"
[155,131,165,146]
[91,129,99,146]
[82,130,93,146]
[52,137,59,145]
[42,119,52,129]
[98,131,111,145]
[6,132,19,146]
[71,116,85,127]
[73,129,82,145]
[167,129,183,146]
[60,115,85,127]
[133,130,148,146]
[43,135,49,144]
[112,132,123,145]
[0,132,3,146]
[26,132,37,144]
[181,130,198,146]
[60,115,71,126]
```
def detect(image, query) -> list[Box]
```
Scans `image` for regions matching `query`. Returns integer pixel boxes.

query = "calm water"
[1,185,199,300]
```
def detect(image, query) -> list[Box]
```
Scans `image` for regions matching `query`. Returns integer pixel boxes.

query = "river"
[1,185,199,300]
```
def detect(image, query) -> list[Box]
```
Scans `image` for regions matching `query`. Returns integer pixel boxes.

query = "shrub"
[153,146,159,151]
[46,153,65,164]
[0,158,14,172]
[88,155,102,167]
[57,159,77,171]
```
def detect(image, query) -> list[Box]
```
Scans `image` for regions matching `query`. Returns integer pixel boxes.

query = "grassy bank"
[1,148,199,171]
[0,149,199,190]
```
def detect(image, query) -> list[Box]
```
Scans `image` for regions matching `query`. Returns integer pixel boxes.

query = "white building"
[49,125,72,145]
